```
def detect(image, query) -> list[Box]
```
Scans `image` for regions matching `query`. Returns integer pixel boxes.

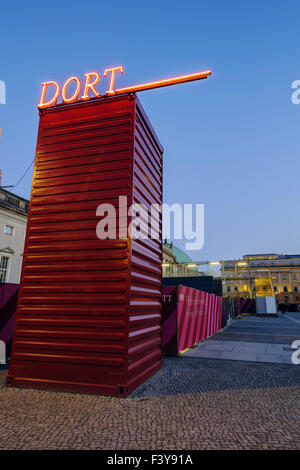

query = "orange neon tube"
[38,81,60,109]
[81,72,101,99]
[62,76,81,104]
[114,70,212,95]
[104,66,124,95]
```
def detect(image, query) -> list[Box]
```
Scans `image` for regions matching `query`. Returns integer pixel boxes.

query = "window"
[292,274,297,280]
[234,286,238,292]
[6,196,19,208]
[0,256,9,283]
[4,225,14,235]
[283,286,288,292]
[293,286,298,292]
[282,274,286,280]
[273,286,277,292]
[227,286,231,292]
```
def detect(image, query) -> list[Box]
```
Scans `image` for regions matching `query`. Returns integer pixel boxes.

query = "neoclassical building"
[222,253,300,303]
[0,186,28,284]
[162,240,200,277]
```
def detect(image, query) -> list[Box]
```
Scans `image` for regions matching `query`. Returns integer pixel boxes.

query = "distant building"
[162,240,200,277]
[0,181,28,284]
[222,253,300,303]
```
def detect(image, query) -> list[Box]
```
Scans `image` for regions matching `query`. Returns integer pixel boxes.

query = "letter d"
[38,81,60,109]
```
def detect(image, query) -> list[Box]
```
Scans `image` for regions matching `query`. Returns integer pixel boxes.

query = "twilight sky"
[0,0,299,261]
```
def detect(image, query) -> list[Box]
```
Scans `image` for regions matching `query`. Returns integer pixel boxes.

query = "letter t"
[104,66,124,95]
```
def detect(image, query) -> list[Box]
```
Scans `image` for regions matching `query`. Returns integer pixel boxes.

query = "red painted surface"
[0,283,19,356]
[7,94,163,396]
[162,285,223,355]
[237,298,256,315]
[161,286,178,356]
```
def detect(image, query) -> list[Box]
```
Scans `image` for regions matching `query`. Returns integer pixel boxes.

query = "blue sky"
[0,0,299,261]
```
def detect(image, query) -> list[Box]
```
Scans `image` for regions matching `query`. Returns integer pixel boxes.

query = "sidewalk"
[182,313,300,364]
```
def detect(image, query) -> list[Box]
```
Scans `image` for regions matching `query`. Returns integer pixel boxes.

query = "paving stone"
[0,313,299,450]
[0,363,299,450]
[211,313,300,345]
[183,339,297,364]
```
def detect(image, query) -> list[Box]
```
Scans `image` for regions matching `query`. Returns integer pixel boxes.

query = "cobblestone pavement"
[0,313,299,450]
[0,357,299,450]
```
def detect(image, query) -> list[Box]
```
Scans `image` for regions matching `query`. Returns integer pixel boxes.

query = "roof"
[0,188,29,203]
[0,188,29,217]
[244,253,300,260]
[244,253,278,257]
[165,243,194,264]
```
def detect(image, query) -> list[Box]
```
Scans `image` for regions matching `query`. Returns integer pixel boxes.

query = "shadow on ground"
[1,356,299,399]
[129,356,300,398]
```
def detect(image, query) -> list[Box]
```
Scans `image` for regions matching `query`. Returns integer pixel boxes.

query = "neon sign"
[38,66,212,109]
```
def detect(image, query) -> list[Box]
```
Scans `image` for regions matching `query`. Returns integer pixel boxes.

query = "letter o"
[62,76,81,104]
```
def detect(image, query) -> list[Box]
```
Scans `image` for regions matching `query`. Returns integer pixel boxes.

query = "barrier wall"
[162,285,223,355]
[237,298,256,315]
[222,297,238,321]
[221,300,229,328]
[256,296,277,315]
[162,276,213,294]
[0,283,19,359]
[161,286,178,356]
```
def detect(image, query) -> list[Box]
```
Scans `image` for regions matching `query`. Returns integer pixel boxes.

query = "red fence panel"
[237,298,256,315]
[161,286,178,356]
[162,285,223,355]
[0,283,19,359]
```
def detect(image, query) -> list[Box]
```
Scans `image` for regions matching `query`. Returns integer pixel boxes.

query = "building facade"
[222,253,300,303]
[162,240,200,277]
[0,188,28,284]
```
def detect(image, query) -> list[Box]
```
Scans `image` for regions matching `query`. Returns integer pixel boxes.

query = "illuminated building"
[222,253,300,303]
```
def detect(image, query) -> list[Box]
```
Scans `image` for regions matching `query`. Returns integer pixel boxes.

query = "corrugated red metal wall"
[7,94,163,396]
[127,101,163,393]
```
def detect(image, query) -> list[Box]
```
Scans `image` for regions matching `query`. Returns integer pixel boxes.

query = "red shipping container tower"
[7,94,163,397]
